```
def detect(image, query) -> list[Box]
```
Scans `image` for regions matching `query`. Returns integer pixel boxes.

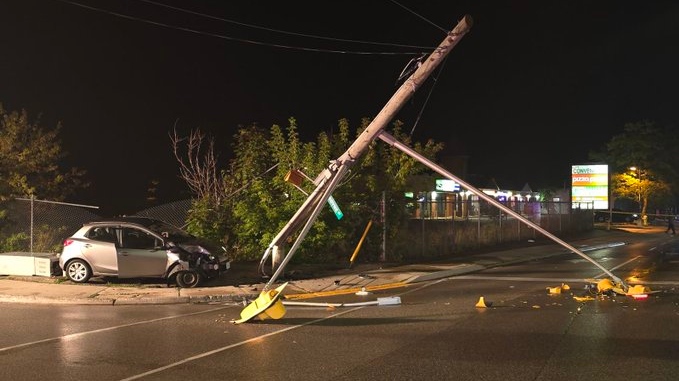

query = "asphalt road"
[1,231,677,380]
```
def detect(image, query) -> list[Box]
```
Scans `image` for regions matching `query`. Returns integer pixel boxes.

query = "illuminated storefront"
[408,180,542,220]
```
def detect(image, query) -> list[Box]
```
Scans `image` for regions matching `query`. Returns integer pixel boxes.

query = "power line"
[57,0,431,56]
[138,0,435,50]
[389,0,449,34]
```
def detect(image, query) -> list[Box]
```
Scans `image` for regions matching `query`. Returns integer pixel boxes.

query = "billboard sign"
[571,164,609,209]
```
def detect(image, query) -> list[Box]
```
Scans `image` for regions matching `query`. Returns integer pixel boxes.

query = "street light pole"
[629,166,642,211]
[630,166,648,226]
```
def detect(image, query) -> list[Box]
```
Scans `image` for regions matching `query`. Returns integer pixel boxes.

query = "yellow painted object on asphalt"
[231,282,288,324]
[475,296,491,308]
[284,282,409,300]
[546,286,561,294]
[596,278,615,292]
[573,295,595,302]
[591,278,652,296]
[596,278,627,294]
[626,284,651,295]
[547,283,571,294]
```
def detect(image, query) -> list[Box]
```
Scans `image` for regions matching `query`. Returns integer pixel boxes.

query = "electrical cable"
[57,0,431,55]
[138,0,433,50]
[409,55,448,137]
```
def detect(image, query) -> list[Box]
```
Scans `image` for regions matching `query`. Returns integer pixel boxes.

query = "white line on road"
[119,281,442,380]
[0,306,230,353]
[118,306,367,381]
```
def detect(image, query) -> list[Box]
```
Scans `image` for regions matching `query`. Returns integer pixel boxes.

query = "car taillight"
[63,239,74,247]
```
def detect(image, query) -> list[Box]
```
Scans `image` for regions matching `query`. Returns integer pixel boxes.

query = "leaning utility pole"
[256,15,474,290]
[233,14,473,324]
[234,13,632,324]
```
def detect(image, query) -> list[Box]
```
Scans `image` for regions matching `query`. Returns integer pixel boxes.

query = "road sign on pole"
[327,196,343,220]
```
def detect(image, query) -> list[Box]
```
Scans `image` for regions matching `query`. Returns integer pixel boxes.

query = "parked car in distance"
[58,216,230,287]
[594,209,639,223]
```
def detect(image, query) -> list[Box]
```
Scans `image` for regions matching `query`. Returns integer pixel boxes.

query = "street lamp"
[629,166,646,226]
[629,166,642,209]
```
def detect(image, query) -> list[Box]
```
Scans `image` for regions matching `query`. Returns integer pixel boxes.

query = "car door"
[116,226,168,278]
[82,226,119,275]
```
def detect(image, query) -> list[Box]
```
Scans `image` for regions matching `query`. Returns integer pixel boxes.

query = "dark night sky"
[2,0,678,216]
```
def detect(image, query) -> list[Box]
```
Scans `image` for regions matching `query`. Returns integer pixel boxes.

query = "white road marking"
[0,306,229,353]
[118,306,366,381]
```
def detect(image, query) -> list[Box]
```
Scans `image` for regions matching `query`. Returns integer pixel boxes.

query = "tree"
[0,104,87,200]
[611,170,669,216]
[173,117,444,262]
[0,104,88,252]
[589,120,678,218]
[170,127,233,245]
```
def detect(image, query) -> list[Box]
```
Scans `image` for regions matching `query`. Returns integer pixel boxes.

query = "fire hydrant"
[642,214,648,226]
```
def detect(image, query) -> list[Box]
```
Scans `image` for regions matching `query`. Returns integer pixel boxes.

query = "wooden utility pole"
[257,15,474,290]
[237,13,631,324]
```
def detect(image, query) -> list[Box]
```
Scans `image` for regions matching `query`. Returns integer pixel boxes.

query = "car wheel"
[65,259,92,283]
[176,270,202,288]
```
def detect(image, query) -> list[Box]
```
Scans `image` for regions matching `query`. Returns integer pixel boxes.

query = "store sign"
[435,179,460,192]
[571,164,609,209]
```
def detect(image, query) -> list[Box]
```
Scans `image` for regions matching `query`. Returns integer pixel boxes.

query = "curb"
[408,264,486,283]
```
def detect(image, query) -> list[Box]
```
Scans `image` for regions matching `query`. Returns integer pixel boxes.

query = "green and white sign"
[327,196,343,220]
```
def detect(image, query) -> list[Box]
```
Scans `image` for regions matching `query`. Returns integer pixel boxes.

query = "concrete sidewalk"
[0,225,668,305]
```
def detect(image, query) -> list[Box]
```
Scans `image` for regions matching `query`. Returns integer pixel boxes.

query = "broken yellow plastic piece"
[626,284,651,295]
[596,278,614,292]
[546,286,561,294]
[573,296,595,302]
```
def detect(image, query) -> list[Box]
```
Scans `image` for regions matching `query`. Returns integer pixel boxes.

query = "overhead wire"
[137,0,433,50]
[59,0,451,136]
[409,56,448,137]
[388,0,452,137]
[389,0,449,34]
[56,0,432,56]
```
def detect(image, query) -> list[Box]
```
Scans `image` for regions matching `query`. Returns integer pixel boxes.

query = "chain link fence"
[0,197,101,253]
[134,199,192,229]
[389,199,594,261]
[0,197,193,254]
[1,196,594,263]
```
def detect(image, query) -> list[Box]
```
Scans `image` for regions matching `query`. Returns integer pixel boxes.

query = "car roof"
[83,216,164,228]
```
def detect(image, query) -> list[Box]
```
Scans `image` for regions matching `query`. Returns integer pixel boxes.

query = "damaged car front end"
[164,239,231,288]
[58,216,230,288]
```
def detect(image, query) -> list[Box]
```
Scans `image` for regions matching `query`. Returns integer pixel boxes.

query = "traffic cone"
[475,296,491,308]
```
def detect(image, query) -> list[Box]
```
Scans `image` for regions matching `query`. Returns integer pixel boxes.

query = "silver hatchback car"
[58,217,230,288]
